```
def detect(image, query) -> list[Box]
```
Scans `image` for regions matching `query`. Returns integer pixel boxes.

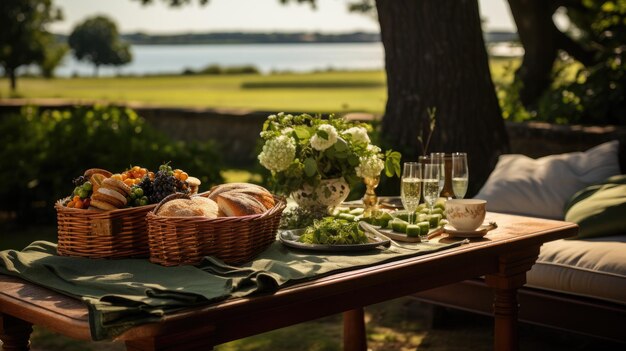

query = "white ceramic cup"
[445,199,486,231]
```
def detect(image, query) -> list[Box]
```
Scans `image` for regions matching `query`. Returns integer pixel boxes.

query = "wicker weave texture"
[147,196,286,266]
[55,200,156,259]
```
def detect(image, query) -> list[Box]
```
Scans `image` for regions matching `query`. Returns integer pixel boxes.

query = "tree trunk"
[376,0,509,196]
[508,0,560,107]
[8,68,17,93]
[94,64,99,77]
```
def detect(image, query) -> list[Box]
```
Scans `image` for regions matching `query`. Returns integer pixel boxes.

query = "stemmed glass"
[400,162,421,224]
[422,163,441,214]
[430,152,446,196]
[451,152,469,199]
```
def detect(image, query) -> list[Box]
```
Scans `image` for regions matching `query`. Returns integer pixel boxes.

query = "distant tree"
[68,16,132,77]
[138,0,509,194]
[0,0,62,92]
[39,38,69,78]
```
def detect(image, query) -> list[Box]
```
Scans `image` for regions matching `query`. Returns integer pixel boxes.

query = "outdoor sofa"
[414,140,626,343]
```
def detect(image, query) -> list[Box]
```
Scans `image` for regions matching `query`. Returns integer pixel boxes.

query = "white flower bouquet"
[258,112,401,194]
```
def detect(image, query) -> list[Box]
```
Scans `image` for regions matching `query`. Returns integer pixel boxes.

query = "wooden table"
[0,212,577,351]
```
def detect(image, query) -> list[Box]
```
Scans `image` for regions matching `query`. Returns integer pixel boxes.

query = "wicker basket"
[55,199,156,259]
[147,193,286,266]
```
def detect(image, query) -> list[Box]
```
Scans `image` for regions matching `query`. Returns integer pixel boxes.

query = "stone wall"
[1,102,624,169]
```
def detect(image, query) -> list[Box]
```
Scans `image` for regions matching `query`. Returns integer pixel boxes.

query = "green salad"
[298,217,368,245]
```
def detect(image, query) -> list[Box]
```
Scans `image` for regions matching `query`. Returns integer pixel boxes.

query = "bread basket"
[55,199,156,258]
[147,192,286,266]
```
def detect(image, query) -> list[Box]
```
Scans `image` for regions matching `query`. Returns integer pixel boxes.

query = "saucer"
[443,223,495,238]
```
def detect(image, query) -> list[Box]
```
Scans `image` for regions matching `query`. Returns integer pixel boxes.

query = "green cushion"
[565,175,626,238]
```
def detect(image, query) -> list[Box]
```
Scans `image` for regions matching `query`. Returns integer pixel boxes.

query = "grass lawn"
[0,58,524,114]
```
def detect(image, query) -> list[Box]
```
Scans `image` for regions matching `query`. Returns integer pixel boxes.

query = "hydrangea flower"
[356,154,385,178]
[258,135,296,172]
[310,124,338,151]
[367,144,381,153]
[257,112,401,194]
[343,127,370,145]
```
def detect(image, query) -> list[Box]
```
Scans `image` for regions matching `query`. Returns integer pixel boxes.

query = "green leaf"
[304,158,317,177]
[348,154,359,166]
[317,129,329,140]
[324,147,336,158]
[294,126,311,140]
[335,151,347,159]
[334,139,348,151]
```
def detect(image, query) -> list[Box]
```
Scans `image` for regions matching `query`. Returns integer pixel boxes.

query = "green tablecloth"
[0,239,462,340]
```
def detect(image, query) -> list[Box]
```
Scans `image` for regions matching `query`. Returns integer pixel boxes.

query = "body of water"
[55,43,386,77]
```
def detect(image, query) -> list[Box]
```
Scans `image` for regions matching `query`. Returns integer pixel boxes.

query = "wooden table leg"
[343,308,367,351]
[485,246,540,351]
[0,313,33,351]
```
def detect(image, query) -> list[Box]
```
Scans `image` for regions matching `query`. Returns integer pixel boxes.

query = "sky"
[49,0,517,35]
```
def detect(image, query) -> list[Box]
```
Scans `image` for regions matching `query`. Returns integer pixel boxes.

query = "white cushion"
[527,235,626,305]
[474,140,621,219]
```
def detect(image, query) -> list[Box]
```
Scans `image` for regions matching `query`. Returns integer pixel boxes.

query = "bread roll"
[90,178,129,210]
[186,176,201,195]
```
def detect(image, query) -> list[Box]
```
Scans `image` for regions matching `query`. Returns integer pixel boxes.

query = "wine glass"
[422,163,440,214]
[400,162,421,224]
[451,152,469,199]
[430,152,446,195]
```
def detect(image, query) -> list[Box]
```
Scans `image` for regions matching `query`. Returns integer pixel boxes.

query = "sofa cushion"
[474,140,621,219]
[527,235,626,305]
[565,175,626,239]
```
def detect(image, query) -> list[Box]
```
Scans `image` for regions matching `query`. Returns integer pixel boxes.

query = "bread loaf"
[156,197,218,218]
[209,183,275,216]
[215,192,266,216]
[208,183,267,200]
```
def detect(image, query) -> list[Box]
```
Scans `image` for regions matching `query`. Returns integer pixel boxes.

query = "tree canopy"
[0,0,62,92]
[505,0,626,125]
[68,16,132,76]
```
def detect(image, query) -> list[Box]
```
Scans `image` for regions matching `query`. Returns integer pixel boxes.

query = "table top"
[0,212,577,343]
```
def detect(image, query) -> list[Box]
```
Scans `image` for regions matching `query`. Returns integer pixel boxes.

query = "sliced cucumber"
[391,219,409,233]
[349,207,365,216]
[406,224,421,237]
[338,213,356,222]
[417,221,430,236]
[428,214,443,228]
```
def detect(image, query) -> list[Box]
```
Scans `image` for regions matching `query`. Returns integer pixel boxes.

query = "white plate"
[278,229,390,252]
[443,224,494,238]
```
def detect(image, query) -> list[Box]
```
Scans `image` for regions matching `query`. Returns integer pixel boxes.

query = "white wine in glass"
[430,152,446,193]
[452,152,469,199]
[401,162,421,224]
[422,163,440,213]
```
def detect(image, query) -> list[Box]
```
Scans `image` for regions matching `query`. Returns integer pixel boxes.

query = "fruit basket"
[55,164,197,259]
[147,192,286,266]
[55,200,156,258]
